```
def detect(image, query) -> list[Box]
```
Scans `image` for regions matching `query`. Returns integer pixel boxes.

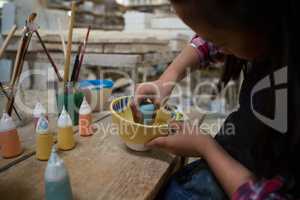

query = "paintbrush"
[70,43,82,82]
[34,30,63,81]
[0,25,17,58]
[7,13,36,115]
[75,26,91,81]
[19,14,63,81]
[10,28,29,87]
[7,33,32,115]
[0,82,22,120]
[57,19,67,59]
[24,13,63,81]
[10,13,36,87]
[63,1,77,83]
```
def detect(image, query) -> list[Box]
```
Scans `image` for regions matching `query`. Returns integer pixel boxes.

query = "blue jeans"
[160,160,227,200]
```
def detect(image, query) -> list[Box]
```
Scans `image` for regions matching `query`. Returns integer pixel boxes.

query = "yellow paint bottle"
[57,106,75,151]
[36,115,53,161]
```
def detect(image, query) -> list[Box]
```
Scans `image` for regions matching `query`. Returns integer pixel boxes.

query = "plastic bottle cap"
[140,104,155,113]
[45,146,68,181]
[33,102,46,117]
[0,113,16,132]
[48,146,61,165]
[79,97,92,115]
[57,106,73,128]
[140,104,155,125]
[36,115,49,134]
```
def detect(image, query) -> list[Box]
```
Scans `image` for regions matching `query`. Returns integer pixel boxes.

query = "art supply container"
[45,146,73,200]
[57,106,75,151]
[33,102,47,128]
[36,115,53,161]
[79,80,114,112]
[110,96,184,152]
[79,97,93,136]
[56,82,84,126]
[0,113,22,158]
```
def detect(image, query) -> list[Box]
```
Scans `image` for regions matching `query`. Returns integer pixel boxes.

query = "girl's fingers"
[168,121,184,131]
[146,137,167,148]
[153,99,161,109]
[130,101,142,123]
[133,93,144,106]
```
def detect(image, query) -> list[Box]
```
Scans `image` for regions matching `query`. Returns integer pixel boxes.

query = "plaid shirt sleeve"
[233,177,291,200]
[190,35,224,67]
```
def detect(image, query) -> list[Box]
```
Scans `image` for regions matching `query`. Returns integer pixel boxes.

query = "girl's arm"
[202,137,255,197]
[147,125,255,197]
[205,141,288,200]
[132,44,200,109]
[148,122,288,199]
[148,133,255,197]
[160,36,224,83]
[133,36,222,108]
[159,44,200,84]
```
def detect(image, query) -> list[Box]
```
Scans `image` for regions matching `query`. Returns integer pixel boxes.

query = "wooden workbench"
[0,112,181,200]
[0,112,110,173]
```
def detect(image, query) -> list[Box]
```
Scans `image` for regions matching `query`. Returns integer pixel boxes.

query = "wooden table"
[0,112,181,200]
[0,112,111,173]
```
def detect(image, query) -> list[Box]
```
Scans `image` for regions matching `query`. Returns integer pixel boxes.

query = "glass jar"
[56,82,84,126]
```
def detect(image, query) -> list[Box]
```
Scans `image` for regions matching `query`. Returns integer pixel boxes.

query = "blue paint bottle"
[140,103,156,125]
[45,146,73,200]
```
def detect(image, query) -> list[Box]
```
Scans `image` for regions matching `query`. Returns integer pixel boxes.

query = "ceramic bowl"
[110,96,183,151]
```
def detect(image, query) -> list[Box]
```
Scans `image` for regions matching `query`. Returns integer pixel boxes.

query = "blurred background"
[0,0,242,124]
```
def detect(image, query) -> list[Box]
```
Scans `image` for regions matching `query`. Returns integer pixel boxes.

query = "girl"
[132,0,299,199]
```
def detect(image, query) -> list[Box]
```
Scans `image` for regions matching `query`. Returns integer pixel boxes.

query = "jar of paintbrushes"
[56,82,83,126]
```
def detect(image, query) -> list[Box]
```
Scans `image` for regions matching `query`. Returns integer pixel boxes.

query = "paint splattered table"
[0,113,182,200]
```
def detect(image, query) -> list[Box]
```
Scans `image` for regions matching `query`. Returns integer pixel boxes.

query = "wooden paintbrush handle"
[7,31,33,115]
[10,27,27,87]
[63,1,77,82]
[35,30,63,81]
[75,26,91,81]
[0,25,17,58]
[10,31,33,87]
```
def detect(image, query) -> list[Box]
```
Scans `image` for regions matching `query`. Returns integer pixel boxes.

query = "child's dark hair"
[171,0,300,193]
[170,0,282,86]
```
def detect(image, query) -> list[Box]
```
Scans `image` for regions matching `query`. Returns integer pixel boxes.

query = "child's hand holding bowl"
[146,121,214,158]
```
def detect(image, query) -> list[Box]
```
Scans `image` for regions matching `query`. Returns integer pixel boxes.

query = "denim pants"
[160,160,227,200]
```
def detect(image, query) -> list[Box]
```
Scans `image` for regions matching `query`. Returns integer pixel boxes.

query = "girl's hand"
[146,121,214,157]
[133,80,173,107]
[130,80,173,123]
